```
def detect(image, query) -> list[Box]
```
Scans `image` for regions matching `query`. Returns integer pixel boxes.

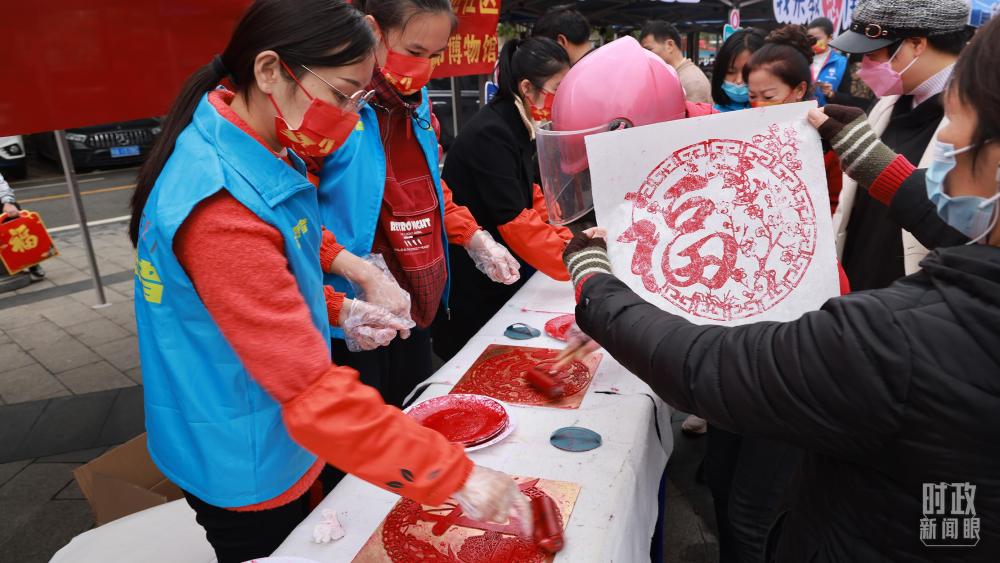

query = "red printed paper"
[587,103,841,326]
[451,345,601,409]
[0,211,58,274]
[353,476,580,563]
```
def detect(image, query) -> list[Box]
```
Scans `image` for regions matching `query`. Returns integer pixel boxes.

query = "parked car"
[32,118,161,171]
[0,136,27,180]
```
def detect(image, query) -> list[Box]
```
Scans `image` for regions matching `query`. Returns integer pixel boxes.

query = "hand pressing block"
[525,367,566,399]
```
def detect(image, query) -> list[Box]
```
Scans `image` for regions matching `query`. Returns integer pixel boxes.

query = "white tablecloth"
[274,274,674,562]
[50,500,214,563]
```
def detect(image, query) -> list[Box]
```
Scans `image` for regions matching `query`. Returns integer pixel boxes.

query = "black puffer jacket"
[576,245,1000,559]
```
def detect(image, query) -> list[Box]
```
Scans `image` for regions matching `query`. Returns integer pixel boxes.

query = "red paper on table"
[429,0,500,78]
[0,211,58,274]
[353,476,580,562]
[451,345,602,409]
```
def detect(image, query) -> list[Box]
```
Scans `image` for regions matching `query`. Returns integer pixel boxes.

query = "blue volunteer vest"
[814,50,849,107]
[318,89,451,338]
[134,93,328,507]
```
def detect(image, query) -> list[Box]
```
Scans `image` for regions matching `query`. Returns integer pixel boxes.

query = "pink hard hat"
[552,36,688,134]
[535,36,689,225]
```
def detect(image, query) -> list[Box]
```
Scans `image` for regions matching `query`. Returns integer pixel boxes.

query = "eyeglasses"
[300,65,375,112]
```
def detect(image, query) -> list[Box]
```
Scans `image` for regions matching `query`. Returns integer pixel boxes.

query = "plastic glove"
[464,230,521,285]
[340,298,415,352]
[452,465,533,537]
[347,254,413,337]
[312,509,345,543]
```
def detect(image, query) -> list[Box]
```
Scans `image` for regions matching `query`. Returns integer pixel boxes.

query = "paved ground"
[0,223,140,408]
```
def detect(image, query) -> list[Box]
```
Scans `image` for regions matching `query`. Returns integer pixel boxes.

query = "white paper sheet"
[587,102,840,326]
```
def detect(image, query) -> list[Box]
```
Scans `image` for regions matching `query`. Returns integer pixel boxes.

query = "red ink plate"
[543,314,575,341]
[407,394,509,447]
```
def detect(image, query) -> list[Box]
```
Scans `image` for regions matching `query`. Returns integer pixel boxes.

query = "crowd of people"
[128,0,999,561]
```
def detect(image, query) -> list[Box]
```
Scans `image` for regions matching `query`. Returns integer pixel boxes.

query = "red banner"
[0,1,250,136]
[431,0,501,78]
[0,212,58,274]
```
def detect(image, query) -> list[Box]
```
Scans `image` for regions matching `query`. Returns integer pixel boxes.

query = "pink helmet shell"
[552,36,688,133]
[534,36,690,225]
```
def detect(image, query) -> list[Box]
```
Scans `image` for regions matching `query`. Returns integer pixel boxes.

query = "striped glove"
[562,231,612,298]
[816,105,915,204]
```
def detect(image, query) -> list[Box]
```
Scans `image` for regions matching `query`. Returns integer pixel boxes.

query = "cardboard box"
[73,433,183,526]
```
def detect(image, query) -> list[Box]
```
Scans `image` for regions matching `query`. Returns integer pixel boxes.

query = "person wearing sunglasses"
[128,2,528,561]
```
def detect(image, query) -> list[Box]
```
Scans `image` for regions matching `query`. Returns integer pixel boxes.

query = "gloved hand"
[464,230,521,285]
[452,465,533,537]
[346,254,413,337]
[3,203,19,219]
[340,298,415,352]
[808,105,905,189]
[562,227,612,293]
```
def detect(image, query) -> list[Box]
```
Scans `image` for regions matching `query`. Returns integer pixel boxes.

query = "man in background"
[532,5,593,65]
[640,20,712,104]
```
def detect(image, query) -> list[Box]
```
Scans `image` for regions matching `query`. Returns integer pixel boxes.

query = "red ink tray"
[407,394,510,447]
[544,314,576,341]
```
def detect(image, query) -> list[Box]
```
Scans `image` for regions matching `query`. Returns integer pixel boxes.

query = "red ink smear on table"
[450,345,602,409]
[543,314,576,341]
[352,477,581,563]
[619,126,817,321]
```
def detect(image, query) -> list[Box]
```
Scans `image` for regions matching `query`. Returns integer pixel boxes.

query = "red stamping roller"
[525,366,566,399]
[531,494,564,554]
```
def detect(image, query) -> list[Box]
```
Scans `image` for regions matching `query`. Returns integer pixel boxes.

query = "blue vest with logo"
[814,50,849,107]
[134,94,327,507]
[318,89,451,339]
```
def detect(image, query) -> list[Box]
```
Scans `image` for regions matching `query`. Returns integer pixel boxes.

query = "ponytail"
[129,65,221,245]
[128,0,375,246]
[492,36,569,104]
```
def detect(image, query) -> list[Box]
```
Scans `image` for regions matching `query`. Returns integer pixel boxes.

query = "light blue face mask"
[721,81,750,104]
[925,139,1000,243]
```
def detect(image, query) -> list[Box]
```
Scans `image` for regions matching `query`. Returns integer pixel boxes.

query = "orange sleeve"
[176,191,472,507]
[531,183,552,222]
[283,370,474,506]
[497,209,571,281]
[441,180,482,246]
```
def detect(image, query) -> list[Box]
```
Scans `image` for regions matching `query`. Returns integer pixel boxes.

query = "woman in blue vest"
[319,0,522,408]
[806,17,849,107]
[128,1,528,560]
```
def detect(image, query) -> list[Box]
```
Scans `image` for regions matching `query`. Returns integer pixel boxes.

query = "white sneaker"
[681,414,708,435]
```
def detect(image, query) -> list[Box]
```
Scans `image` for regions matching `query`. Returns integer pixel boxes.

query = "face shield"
[534,36,689,225]
[535,120,614,226]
